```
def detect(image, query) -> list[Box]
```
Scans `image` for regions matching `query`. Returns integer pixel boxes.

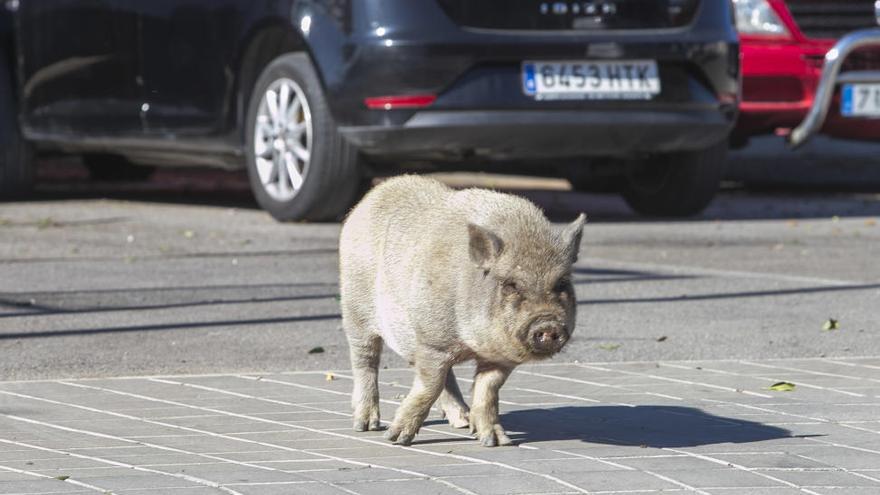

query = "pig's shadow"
[492,405,793,448]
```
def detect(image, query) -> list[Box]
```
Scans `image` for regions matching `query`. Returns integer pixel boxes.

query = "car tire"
[245,53,361,222]
[565,168,622,194]
[83,154,155,182]
[0,53,34,200]
[621,141,728,217]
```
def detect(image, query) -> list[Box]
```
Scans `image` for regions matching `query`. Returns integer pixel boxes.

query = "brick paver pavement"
[2,357,879,495]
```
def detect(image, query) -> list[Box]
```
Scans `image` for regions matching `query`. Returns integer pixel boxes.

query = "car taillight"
[733,0,790,36]
[364,95,437,110]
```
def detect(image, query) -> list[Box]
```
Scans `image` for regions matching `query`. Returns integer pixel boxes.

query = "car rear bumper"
[735,38,826,136]
[737,35,880,141]
[789,29,880,147]
[309,0,740,161]
[340,109,731,160]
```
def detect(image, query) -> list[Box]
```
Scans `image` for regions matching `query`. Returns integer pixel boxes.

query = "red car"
[733,0,880,145]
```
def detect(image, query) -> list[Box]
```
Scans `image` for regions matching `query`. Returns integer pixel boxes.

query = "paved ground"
[727,136,880,189]
[2,174,879,378]
[2,160,880,493]
[2,358,879,495]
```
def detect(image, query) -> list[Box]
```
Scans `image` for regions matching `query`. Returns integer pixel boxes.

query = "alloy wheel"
[253,78,312,201]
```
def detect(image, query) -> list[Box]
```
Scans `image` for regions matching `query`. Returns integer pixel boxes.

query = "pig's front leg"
[385,352,451,446]
[470,362,513,447]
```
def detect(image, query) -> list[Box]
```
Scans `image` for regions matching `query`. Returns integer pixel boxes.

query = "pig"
[338,175,584,447]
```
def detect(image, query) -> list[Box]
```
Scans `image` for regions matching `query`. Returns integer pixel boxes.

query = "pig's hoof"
[448,414,470,429]
[353,417,382,432]
[353,407,381,432]
[441,407,470,429]
[396,433,415,446]
[478,424,513,447]
[384,422,418,445]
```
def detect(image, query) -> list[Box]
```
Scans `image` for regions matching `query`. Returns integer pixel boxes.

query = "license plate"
[841,83,880,117]
[522,60,660,100]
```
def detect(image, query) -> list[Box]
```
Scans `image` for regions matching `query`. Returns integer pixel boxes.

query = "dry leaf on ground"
[822,318,839,331]
[769,381,796,392]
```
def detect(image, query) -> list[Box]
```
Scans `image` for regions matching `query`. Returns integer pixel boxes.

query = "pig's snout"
[527,317,568,355]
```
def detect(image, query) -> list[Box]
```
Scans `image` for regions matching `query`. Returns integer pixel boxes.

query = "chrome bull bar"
[788,28,880,149]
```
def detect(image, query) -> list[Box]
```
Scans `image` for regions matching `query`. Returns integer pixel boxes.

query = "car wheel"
[83,154,155,182]
[0,53,34,199]
[565,167,622,193]
[245,53,361,222]
[621,141,727,217]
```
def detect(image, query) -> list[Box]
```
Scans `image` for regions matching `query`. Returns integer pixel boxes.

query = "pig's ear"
[561,213,586,263]
[468,223,504,269]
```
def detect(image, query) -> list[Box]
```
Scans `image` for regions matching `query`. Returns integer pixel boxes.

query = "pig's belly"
[373,292,415,359]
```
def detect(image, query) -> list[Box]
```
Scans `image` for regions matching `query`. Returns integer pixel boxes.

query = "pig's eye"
[553,278,571,293]
[502,280,521,295]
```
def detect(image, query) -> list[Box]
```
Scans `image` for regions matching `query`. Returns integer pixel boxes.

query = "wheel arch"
[234,3,350,147]
[235,22,308,145]
[0,9,18,110]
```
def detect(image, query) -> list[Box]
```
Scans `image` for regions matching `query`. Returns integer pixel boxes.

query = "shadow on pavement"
[31,162,259,209]
[0,248,338,265]
[501,405,793,448]
[0,312,341,340]
[572,267,698,286]
[0,292,338,320]
[578,282,880,306]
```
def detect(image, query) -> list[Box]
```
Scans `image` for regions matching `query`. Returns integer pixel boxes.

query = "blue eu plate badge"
[523,63,537,96]
[841,84,854,116]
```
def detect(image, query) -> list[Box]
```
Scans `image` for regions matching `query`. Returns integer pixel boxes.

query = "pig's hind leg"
[439,369,470,429]
[347,332,383,432]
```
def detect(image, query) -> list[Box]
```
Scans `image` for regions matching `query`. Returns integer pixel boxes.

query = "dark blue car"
[1,1,739,220]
